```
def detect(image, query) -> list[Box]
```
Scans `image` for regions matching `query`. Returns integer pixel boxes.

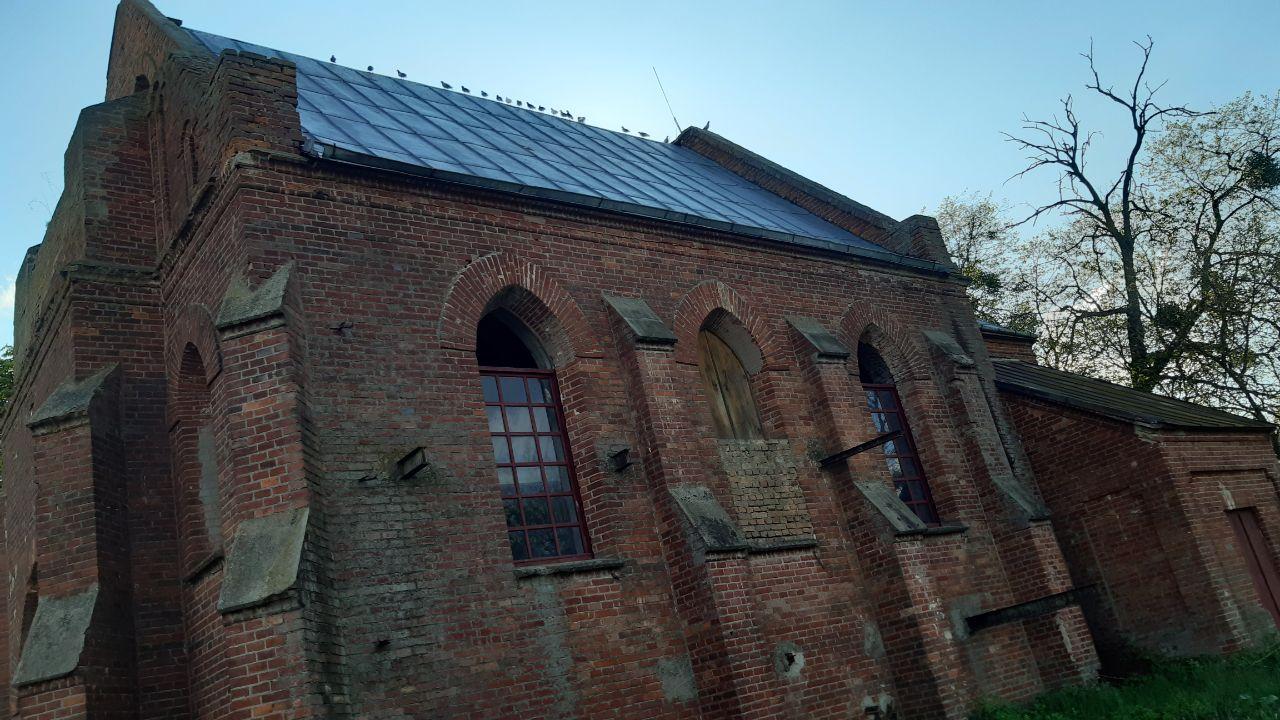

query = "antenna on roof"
[652,66,682,136]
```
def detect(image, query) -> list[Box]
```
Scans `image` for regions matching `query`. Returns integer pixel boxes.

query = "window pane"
[552,496,577,524]
[528,529,557,558]
[497,467,515,497]
[533,407,558,432]
[482,377,499,402]
[885,456,903,477]
[529,378,550,404]
[544,466,571,493]
[491,437,510,464]
[516,466,543,495]
[539,436,565,462]
[522,498,551,525]
[898,482,912,503]
[504,499,521,527]
[865,391,884,410]
[510,437,537,463]
[897,457,921,479]
[556,527,583,556]
[499,377,527,403]
[505,406,533,433]
[509,531,529,561]
[486,406,505,432]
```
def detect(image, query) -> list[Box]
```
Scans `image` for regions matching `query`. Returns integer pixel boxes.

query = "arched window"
[858,342,940,525]
[477,311,590,563]
[697,328,764,440]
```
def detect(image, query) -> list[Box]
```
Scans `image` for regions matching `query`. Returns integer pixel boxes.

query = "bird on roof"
[621,126,630,133]
[664,136,670,143]
[703,121,710,130]
[396,70,407,78]
[561,111,571,118]
[329,55,336,63]
[577,116,585,122]
[462,86,470,94]
[367,65,374,72]
[549,107,557,114]
[516,101,523,107]
[496,95,503,102]
[441,81,452,89]
[505,98,513,104]
[481,91,488,97]
[538,106,545,112]
[638,131,649,138]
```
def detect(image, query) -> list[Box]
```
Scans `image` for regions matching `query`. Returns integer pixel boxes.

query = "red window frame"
[862,383,941,526]
[480,367,592,564]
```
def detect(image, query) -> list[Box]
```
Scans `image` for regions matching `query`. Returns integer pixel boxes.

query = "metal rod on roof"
[653,66,683,136]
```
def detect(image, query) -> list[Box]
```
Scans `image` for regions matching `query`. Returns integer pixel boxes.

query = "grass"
[971,643,1280,720]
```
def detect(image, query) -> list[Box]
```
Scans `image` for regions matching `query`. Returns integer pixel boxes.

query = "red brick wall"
[1002,392,1280,667]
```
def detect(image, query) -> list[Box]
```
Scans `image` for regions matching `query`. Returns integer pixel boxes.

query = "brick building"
[983,326,1280,670]
[1,1,1266,718]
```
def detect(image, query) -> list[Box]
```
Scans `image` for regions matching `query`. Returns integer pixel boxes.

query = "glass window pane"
[482,377,499,402]
[865,391,884,410]
[533,407,558,432]
[511,437,538,463]
[522,498,551,525]
[544,466,571,493]
[504,499,521,527]
[528,378,548,404]
[897,457,921,479]
[556,527,583,556]
[509,531,529,561]
[539,436,565,463]
[499,377,527,403]
[497,467,515,497]
[505,407,533,433]
[885,456,904,477]
[528,529,557,558]
[516,466,543,495]
[491,437,510,464]
[552,496,577,524]
[486,406,505,433]
[898,483,912,503]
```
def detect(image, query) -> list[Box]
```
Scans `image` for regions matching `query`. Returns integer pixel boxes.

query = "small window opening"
[697,328,764,440]
[858,342,940,525]
[477,312,590,563]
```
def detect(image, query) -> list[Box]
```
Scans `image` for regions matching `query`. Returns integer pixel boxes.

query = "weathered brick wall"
[717,440,813,541]
[1002,392,1280,667]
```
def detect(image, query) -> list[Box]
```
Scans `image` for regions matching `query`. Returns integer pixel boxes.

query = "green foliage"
[0,345,12,415]
[971,644,1280,720]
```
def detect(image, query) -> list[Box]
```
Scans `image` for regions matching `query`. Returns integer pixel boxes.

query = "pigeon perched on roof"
[638,132,649,138]
[481,91,488,97]
[367,65,374,72]
[621,126,630,133]
[561,111,571,118]
[703,121,710,130]
[516,101,523,107]
[396,70,406,78]
[329,55,336,63]
[496,95,503,102]
[577,116,585,122]
[441,81,452,89]
[538,106,545,112]
[664,136,670,143]
[461,86,470,94]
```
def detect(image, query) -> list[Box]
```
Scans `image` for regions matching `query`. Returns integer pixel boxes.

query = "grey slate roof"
[186,29,888,258]
[993,358,1273,431]
[977,319,1036,340]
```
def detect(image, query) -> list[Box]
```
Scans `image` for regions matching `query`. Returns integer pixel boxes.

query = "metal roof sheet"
[992,358,1272,431]
[185,28,889,256]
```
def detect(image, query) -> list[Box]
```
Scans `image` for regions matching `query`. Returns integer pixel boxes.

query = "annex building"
[2,2,1276,718]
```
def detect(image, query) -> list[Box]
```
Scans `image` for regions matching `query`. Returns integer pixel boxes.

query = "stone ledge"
[13,585,98,687]
[218,506,308,614]
[603,294,677,345]
[896,523,968,539]
[27,365,118,434]
[748,537,818,554]
[786,316,849,359]
[514,557,626,579]
[216,262,293,334]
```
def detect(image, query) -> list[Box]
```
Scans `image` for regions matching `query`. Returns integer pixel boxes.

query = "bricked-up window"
[858,342,940,526]
[477,313,590,563]
[697,329,765,440]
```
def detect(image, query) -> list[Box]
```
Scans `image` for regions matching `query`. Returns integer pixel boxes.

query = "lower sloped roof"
[993,358,1273,431]
[184,28,902,261]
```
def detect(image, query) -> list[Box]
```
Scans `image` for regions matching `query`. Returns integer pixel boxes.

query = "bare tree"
[1003,38,1280,447]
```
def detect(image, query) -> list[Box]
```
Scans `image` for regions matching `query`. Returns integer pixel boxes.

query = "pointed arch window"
[858,342,940,526]
[477,312,590,563]
[697,328,764,440]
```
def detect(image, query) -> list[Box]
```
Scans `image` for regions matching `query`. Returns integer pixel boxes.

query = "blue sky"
[1,1,1277,347]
